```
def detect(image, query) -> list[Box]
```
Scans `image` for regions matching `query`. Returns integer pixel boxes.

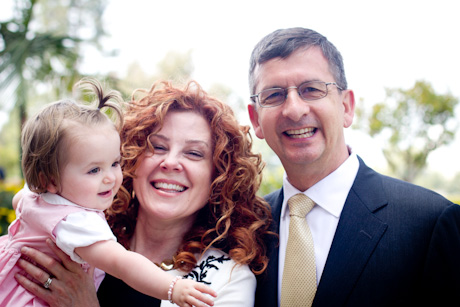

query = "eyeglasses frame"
[250,81,343,108]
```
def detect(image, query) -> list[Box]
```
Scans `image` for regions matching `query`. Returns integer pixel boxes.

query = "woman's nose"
[160,154,183,171]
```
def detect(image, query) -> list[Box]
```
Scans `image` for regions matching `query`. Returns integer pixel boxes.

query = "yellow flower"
[7,210,16,224]
[0,207,8,216]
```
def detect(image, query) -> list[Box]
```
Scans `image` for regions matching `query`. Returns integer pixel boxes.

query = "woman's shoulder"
[187,250,233,280]
[185,249,255,289]
[181,249,256,306]
[197,249,235,270]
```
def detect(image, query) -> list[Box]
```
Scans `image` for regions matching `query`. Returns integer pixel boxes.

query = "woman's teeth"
[154,182,185,192]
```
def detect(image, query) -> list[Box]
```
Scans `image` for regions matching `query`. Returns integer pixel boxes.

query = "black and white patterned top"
[163,249,256,306]
[98,249,256,307]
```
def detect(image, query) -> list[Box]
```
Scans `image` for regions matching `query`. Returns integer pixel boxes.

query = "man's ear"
[39,172,58,194]
[248,104,265,140]
[342,89,355,128]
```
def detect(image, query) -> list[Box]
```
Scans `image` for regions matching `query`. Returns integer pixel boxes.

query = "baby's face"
[57,125,122,210]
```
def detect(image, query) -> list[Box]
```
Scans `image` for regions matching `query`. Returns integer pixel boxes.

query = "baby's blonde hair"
[21,78,123,193]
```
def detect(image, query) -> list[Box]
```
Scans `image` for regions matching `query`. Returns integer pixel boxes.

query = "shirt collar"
[281,152,359,219]
[40,192,101,212]
[23,183,101,212]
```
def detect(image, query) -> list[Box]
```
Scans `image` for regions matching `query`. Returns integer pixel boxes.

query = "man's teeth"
[154,182,185,192]
[286,127,315,138]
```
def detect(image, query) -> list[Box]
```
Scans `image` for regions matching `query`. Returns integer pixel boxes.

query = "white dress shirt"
[278,153,359,305]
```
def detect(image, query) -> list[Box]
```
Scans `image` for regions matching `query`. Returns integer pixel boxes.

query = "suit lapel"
[255,189,283,307]
[314,158,388,306]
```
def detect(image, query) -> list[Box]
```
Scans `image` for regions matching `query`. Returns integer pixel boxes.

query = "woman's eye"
[153,145,166,151]
[187,151,204,159]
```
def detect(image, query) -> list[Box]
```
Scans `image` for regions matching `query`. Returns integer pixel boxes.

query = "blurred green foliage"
[0,182,22,235]
[354,80,459,183]
[0,0,111,180]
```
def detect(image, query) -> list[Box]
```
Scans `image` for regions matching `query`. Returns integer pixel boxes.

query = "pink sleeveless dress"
[0,191,114,306]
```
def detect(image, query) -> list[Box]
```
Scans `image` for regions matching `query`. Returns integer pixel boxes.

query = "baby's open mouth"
[98,190,111,196]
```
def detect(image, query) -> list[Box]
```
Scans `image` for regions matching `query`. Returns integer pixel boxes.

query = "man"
[248,27,460,307]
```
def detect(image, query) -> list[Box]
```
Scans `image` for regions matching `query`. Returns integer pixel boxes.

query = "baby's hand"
[171,278,217,307]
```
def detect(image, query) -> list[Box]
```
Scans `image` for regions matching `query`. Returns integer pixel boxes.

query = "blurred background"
[1,0,459,233]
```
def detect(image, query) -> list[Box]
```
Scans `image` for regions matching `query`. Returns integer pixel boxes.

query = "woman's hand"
[15,239,100,307]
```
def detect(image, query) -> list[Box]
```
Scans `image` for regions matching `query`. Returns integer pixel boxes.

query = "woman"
[16,80,273,306]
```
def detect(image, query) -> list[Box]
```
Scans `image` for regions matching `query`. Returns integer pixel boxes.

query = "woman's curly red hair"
[107,80,273,275]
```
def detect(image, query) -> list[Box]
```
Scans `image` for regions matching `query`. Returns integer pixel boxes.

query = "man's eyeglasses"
[250,81,343,108]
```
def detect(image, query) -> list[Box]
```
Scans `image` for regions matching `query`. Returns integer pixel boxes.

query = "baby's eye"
[112,161,120,167]
[88,167,100,174]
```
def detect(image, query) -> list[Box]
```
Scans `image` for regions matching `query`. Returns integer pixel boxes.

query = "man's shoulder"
[380,173,450,203]
[356,159,453,209]
[264,188,283,204]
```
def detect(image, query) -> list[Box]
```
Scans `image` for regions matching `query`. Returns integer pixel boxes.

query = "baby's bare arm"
[76,240,216,304]
[172,278,217,307]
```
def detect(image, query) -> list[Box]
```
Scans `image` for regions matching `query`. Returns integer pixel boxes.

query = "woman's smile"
[152,181,186,193]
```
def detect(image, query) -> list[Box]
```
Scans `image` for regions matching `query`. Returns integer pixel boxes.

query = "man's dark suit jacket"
[255,157,460,307]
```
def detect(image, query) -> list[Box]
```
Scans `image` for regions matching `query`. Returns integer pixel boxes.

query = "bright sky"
[2,0,460,177]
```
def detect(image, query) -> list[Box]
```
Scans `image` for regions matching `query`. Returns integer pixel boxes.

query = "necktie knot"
[288,193,315,217]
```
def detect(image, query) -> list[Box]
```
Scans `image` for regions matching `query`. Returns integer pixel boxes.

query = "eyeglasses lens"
[260,89,285,107]
[259,81,328,107]
[298,82,327,100]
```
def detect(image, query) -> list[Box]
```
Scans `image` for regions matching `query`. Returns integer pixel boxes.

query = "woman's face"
[133,111,213,226]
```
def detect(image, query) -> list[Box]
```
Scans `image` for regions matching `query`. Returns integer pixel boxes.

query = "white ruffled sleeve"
[54,211,116,263]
